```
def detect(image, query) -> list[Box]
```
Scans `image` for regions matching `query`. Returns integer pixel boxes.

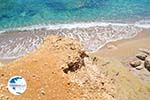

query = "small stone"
[135,66,143,70]
[1,74,4,77]
[5,96,9,100]
[41,90,45,95]
[144,57,150,72]
[70,46,76,50]
[79,51,89,58]
[130,60,141,67]
[136,53,147,60]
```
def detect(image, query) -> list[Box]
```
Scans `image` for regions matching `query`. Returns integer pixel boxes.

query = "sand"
[92,29,150,83]
[0,30,150,100]
[95,29,150,58]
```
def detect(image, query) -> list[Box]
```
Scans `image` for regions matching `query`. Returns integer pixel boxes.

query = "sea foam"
[0,20,150,59]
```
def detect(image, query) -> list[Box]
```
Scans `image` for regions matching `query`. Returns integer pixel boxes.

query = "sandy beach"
[0,0,150,100]
[93,29,150,83]
[95,29,150,58]
[0,29,150,100]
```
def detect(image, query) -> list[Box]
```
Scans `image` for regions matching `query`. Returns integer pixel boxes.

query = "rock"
[135,66,143,70]
[79,51,89,59]
[136,53,147,60]
[130,60,141,67]
[63,57,85,74]
[144,57,150,72]
[139,48,150,55]
[41,90,45,95]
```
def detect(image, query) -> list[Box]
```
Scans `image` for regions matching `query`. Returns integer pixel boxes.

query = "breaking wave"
[0,20,150,59]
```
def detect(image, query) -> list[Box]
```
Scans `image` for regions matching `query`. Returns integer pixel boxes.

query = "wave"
[0,20,150,33]
[0,20,150,59]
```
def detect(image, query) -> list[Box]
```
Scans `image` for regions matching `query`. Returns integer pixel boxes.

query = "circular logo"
[7,76,27,95]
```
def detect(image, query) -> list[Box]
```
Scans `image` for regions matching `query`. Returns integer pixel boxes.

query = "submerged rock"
[130,60,141,68]
[144,57,150,72]
[136,53,147,60]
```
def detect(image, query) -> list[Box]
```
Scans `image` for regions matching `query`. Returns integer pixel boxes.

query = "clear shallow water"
[0,0,150,29]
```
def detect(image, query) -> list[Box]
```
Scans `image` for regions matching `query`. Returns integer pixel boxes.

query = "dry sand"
[0,30,150,100]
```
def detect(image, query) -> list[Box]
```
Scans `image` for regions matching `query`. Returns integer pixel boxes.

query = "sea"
[0,0,150,59]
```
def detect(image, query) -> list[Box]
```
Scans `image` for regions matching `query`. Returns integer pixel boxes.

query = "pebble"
[135,66,143,70]
[41,90,45,95]
[130,60,141,67]
[136,53,147,60]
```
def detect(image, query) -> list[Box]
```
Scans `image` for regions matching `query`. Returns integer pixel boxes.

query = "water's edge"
[0,20,150,59]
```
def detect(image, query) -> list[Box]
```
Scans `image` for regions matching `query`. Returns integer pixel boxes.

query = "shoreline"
[0,21,144,60]
[1,20,150,34]
[95,29,150,58]
[0,28,149,63]
[92,29,150,83]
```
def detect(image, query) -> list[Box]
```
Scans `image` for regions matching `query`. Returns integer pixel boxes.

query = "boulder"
[144,56,150,72]
[136,53,147,60]
[130,60,141,68]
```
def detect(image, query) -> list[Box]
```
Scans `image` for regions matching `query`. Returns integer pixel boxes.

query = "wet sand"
[94,29,150,58]
[93,29,150,83]
[0,24,141,61]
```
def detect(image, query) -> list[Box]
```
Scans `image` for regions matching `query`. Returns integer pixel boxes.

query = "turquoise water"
[0,0,150,59]
[0,0,150,30]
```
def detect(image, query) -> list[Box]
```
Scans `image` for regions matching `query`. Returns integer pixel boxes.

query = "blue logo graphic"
[7,76,27,95]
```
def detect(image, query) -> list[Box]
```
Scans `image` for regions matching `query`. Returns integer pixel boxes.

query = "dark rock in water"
[130,60,141,68]
[136,53,147,60]
[144,57,150,72]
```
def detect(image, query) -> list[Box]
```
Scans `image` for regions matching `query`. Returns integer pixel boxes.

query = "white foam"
[135,20,150,28]
[0,20,150,59]
[0,20,150,34]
